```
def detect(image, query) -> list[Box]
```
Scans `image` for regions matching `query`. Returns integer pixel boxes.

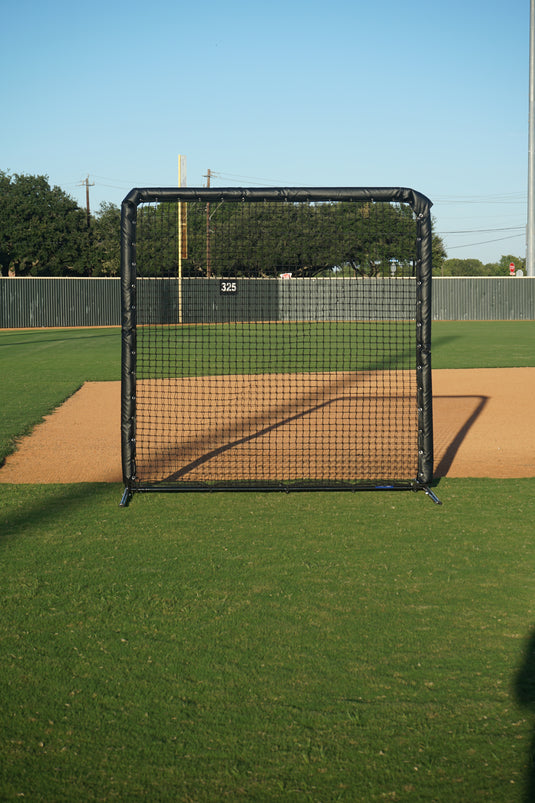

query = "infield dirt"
[0,368,534,483]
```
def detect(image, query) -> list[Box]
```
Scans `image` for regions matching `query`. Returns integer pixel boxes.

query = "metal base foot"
[423,486,442,505]
[119,487,133,507]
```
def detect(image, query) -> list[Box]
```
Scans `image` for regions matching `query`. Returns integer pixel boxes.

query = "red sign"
[509,262,515,275]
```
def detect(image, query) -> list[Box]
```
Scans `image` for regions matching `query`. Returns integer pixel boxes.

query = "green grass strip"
[0,480,533,801]
[0,328,120,463]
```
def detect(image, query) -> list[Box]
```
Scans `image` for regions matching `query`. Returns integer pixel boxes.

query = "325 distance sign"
[220,280,238,294]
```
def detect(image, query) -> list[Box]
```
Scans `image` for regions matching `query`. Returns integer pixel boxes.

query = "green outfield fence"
[0,277,120,328]
[1,276,534,327]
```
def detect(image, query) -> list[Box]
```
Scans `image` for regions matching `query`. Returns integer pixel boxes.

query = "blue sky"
[1,0,529,265]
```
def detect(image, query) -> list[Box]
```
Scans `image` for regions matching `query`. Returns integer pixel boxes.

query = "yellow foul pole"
[178,155,187,322]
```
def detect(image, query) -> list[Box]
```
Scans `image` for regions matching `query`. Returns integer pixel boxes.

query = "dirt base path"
[0,368,534,484]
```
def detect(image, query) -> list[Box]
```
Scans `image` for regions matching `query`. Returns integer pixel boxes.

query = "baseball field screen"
[120,187,435,505]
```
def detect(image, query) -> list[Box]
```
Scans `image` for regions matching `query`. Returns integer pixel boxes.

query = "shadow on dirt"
[433,395,488,477]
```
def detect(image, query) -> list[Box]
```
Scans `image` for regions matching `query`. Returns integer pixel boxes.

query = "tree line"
[0,171,525,277]
[0,171,119,277]
[137,196,446,278]
[439,255,526,276]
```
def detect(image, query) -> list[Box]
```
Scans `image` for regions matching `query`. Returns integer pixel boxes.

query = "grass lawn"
[0,322,535,801]
[137,321,418,377]
[1,482,535,801]
[431,320,535,369]
[0,328,120,463]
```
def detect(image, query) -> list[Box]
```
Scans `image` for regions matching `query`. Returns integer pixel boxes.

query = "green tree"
[441,258,486,276]
[0,171,90,276]
[441,255,526,277]
[129,198,447,279]
[432,227,447,274]
[488,254,526,276]
[92,202,121,276]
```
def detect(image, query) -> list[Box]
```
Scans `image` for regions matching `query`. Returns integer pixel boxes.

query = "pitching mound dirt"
[0,368,534,484]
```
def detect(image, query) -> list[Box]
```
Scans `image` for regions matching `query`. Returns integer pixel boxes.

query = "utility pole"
[528,0,535,275]
[205,169,212,278]
[78,176,94,229]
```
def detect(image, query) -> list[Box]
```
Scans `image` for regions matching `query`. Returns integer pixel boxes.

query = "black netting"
[122,190,433,494]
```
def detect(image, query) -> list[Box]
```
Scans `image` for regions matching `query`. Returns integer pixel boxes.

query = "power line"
[445,233,524,250]
[207,170,306,187]
[434,192,525,203]
[440,225,524,235]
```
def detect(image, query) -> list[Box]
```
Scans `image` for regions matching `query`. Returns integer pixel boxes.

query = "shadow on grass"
[514,630,535,802]
[0,329,120,348]
[429,332,462,368]
[0,483,116,543]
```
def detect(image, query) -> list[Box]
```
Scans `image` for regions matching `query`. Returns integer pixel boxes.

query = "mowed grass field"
[1,322,535,802]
